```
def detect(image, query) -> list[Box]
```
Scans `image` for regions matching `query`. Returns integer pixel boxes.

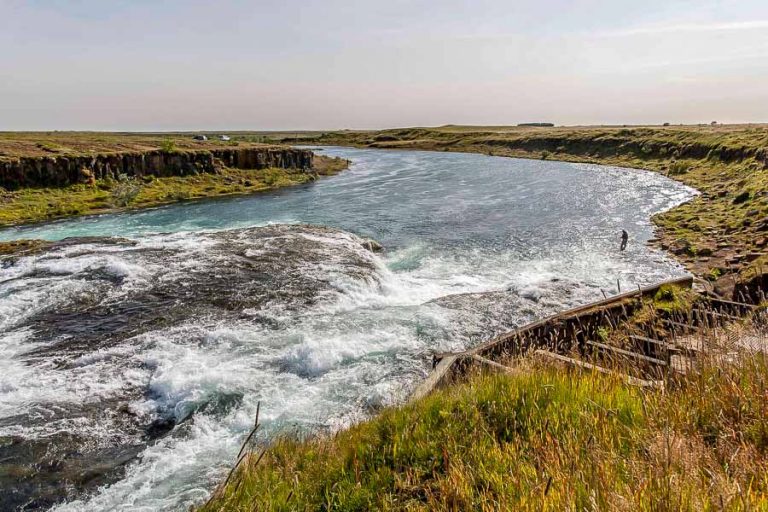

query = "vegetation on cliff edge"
[0,155,348,227]
[304,125,768,292]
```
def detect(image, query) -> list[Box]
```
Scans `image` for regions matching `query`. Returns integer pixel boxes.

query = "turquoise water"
[0,147,693,256]
[0,147,697,511]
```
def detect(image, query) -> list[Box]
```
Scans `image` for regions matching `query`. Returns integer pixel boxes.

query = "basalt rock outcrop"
[0,147,313,190]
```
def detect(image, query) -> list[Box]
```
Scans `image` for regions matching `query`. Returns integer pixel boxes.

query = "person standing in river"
[620,229,629,251]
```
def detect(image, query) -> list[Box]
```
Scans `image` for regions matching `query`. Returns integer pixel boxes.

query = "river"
[0,147,696,510]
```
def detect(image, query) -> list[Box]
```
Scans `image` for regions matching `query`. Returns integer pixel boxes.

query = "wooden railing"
[410,276,694,400]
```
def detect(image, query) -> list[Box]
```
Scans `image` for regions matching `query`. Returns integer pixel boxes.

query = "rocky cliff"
[478,134,768,166]
[0,147,313,190]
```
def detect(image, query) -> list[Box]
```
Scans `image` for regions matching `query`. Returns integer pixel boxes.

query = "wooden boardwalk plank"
[628,334,681,355]
[692,308,742,322]
[586,340,668,366]
[704,297,757,310]
[664,319,698,332]
[534,350,664,389]
[470,354,525,376]
[410,354,458,400]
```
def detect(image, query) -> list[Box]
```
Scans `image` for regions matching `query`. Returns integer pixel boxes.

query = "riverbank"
[192,128,768,510]
[302,125,768,295]
[2,132,764,510]
[1,146,695,510]
[202,316,768,511]
[0,134,348,227]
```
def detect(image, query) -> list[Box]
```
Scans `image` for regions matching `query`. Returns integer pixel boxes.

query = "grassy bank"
[202,335,768,511]
[304,125,768,293]
[5,126,766,291]
[0,154,347,227]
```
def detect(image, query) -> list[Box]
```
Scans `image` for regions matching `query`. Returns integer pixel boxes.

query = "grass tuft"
[201,343,768,511]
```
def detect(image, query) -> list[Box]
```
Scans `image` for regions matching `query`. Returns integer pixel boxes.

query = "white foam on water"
[0,277,90,332]
[53,412,242,512]
[0,148,699,512]
[44,266,452,511]
[6,224,689,511]
[0,329,38,396]
[0,332,149,426]
[50,312,429,511]
[0,245,159,333]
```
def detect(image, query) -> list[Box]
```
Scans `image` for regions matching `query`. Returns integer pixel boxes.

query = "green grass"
[160,139,177,153]
[202,348,768,511]
[304,125,768,288]
[0,155,348,227]
[652,284,695,314]
[0,168,305,226]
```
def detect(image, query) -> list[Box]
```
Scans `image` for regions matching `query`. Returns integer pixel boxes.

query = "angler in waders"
[620,229,629,251]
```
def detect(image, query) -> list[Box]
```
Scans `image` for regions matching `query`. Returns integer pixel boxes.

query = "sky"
[1,0,768,130]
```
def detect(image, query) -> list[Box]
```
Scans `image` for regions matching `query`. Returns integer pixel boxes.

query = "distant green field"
[0,131,291,159]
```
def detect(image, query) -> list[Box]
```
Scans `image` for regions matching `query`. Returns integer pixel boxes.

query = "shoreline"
[2,139,761,510]
[0,152,348,231]
[2,141,710,289]
[301,126,768,296]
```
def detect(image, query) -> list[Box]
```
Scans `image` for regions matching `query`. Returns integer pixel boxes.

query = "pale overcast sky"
[2,0,767,130]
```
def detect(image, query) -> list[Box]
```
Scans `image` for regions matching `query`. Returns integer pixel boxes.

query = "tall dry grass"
[201,318,768,511]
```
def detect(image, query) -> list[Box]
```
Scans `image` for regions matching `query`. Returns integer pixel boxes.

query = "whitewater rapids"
[0,147,697,510]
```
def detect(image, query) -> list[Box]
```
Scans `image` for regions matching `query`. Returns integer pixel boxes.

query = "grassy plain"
[0,131,302,158]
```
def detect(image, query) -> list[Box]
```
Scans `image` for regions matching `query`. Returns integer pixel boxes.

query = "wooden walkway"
[410,276,760,401]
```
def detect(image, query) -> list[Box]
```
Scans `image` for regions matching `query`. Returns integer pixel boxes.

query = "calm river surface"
[0,148,696,510]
